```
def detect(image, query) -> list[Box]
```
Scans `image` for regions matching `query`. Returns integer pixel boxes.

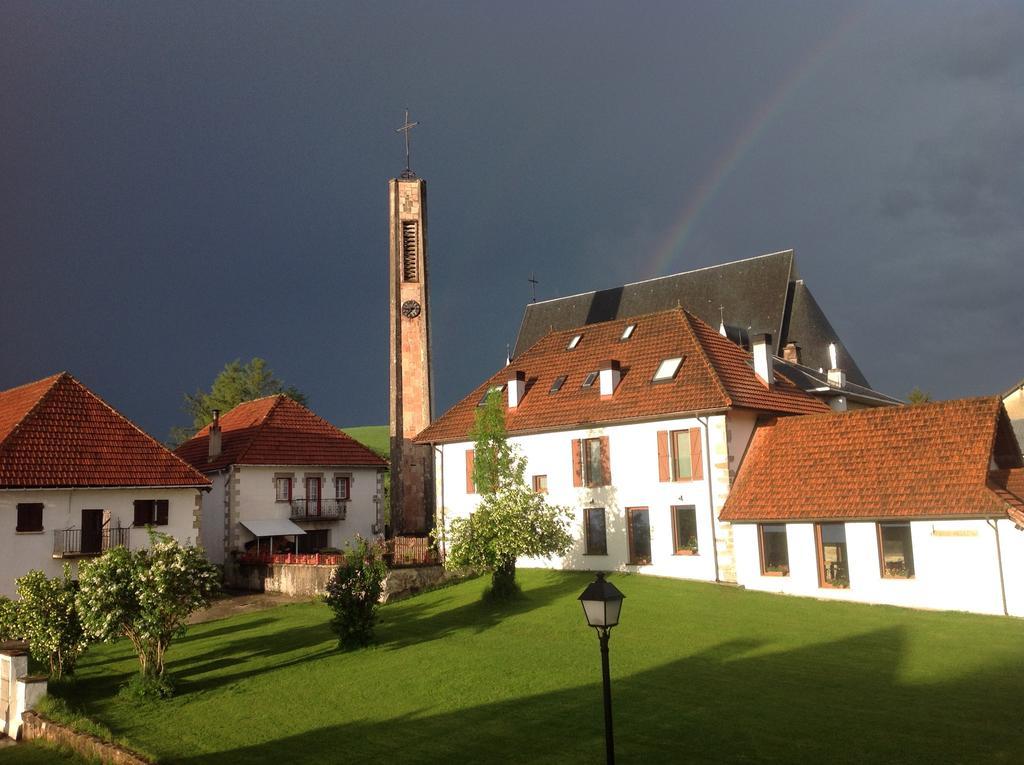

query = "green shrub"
[0,595,25,641]
[15,566,88,678]
[323,536,388,650]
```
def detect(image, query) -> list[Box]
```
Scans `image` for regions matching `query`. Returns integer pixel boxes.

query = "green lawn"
[44,571,1024,764]
[340,424,388,459]
[0,742,96,764]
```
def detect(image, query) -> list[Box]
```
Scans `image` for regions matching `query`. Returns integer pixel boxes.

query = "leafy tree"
[437,390,574,599]
[77,532,219,696]
[323,536,388,650]
[15,567,88,679]
[170,358,307,445]
[907,387,933,405]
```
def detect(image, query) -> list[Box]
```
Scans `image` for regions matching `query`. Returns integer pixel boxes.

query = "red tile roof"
[416,308,828,444]
[720,397,1024,522]
[175,395,387,472]
[0,373,210,489]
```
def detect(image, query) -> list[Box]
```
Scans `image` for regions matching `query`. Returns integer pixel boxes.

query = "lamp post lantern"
[578,572,625,765]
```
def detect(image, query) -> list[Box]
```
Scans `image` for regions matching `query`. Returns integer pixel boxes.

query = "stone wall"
[21,711,151,765]
[226,562,451,602]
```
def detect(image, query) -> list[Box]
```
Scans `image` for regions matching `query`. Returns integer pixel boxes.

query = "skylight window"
[477,384,506,406]
[652,357,683,382]
[567,334,583,350]
[581,371,599,388]
[549,375,567,394]
[621,324,636,340]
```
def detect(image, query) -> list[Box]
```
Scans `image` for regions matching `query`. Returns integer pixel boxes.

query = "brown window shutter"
[571,439,583,488]
[133,500,149,527]
[156,500,169,525]
[657,431,670,482]
[599,436,611,486]
[689,428,703,481]
[465,449,475,494]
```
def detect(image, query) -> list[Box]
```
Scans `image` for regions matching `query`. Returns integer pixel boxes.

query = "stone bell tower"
[388,112,434,535]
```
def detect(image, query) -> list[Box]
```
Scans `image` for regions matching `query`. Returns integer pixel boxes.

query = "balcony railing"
[289,497,347,521]
[53,527,130,558]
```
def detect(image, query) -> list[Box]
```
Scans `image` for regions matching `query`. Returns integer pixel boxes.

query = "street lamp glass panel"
[578,573,625,628]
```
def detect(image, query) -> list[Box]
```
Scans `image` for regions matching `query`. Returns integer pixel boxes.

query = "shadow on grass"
[167,626,1024,765]
[375,571,589,651]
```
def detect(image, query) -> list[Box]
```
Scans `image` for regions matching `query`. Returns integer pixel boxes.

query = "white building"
[720,396,1024,617]
[175,395,387,568]
[0,373,210,598]
[417,308,830,583]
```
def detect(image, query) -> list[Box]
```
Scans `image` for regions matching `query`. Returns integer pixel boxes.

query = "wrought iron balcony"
[52,527,130,558]
[289,497,347,521]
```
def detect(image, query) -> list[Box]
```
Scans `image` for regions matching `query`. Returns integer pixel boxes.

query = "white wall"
[201,472,228,564]
[434,414,741,582]
[733,518,1024,617]
[0,487,201,598]
[219,464,385,556]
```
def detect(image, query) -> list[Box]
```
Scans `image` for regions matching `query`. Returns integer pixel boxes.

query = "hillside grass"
[44,570,1024,764]
[340,425,389,459]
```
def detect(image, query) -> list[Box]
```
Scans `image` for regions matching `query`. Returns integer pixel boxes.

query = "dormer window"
[582,371,599,388]
[567,334,583,350]
[652,357,683,382]
[549,375,567,394]
[621,324,636,340]
[477,384,506,406]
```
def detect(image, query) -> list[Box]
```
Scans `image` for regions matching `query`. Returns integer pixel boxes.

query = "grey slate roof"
[773,358,903,407]
[513,250,871,387]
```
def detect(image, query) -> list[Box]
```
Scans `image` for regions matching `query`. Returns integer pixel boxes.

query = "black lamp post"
[578,572,625,765]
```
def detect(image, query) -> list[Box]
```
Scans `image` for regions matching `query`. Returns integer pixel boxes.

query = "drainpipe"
[986,518,1009,616]
[697,416,721,583]
[433,443,446,560]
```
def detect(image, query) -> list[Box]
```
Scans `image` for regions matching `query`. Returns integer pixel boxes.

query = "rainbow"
[645,6,868,279]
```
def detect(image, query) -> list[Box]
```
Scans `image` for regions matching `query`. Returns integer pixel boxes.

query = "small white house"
[0,373,210,598]
[175,395,387,569]
[720,397,1024,617]
[417,308,830,583]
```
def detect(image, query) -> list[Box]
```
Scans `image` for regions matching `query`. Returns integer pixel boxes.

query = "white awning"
[239,519,306,537]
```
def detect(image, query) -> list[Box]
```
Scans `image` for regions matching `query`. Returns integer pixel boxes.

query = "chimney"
[783,341,801,364]
[208,409,222,461]
[507,370,526,409]
[599,360,622,396]
[827,343,846,388]
[751,334,774,387]
[829,395,848,413]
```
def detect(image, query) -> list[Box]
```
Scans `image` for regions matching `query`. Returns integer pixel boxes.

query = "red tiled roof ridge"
[52,374,211,485]
[233,394,288,465]
[0,372,210,488]
[679,310,734,408]
[721,395,1013,522]
[0,372,66,448]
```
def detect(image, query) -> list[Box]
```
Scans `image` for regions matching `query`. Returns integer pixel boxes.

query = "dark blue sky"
[3,1,1022,439]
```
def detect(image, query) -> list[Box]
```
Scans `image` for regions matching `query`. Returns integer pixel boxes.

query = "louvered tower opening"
[402,221,418,282]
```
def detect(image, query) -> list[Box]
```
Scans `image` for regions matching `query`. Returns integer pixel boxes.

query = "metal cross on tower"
[395,108,419,178]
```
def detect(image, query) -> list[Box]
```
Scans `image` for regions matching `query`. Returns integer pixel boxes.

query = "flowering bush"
[77,532,219,696]
[323,536,388,650]
[15,566,88,679]
[0,596,24,642]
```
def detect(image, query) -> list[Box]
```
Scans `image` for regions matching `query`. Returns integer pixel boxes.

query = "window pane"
[671,430,692,480]
[585,439,604,486]
[276,478,290,501]
[673,506,698,553]
[532,475,548,493]
[761,524,789,574]
[586,508,607,555]
[628,508,652,564]
[818,523,849,588]
[653,357,683,381]
[880,523,915,578]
